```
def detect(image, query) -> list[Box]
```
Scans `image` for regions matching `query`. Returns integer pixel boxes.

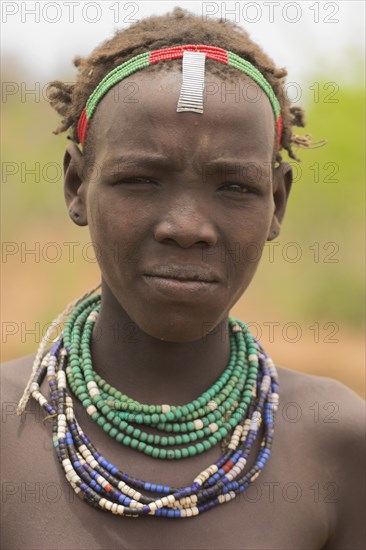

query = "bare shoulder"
[277,364,365,404]
[1,353,36,377]
[1,354,39,440]
[276,365,365,465]
[1,354,37,402]
[277,365,365,550]
[277,364,365,429]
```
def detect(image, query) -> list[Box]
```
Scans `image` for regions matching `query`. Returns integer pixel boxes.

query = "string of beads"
[28,292,279,518]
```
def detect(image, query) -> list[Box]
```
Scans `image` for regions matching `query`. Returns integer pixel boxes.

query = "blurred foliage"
[248,80,365,325]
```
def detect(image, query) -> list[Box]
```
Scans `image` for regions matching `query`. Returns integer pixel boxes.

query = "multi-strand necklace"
[18,288,279,518]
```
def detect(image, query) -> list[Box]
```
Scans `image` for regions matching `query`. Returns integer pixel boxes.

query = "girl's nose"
[153,196,218,249]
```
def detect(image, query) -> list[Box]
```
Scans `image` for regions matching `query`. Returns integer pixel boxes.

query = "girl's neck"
[90,281,231,404]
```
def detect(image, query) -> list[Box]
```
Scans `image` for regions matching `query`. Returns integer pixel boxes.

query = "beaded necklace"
[18,288,279,518]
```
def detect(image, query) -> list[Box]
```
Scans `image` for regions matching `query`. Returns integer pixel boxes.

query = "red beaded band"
[149,45,229,64]
[77,108,88,146]
[276,115,283,147]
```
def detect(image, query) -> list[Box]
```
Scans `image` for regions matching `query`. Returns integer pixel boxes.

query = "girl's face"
[66,69,291,342]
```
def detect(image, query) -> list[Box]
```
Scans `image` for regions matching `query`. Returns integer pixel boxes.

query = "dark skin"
[1,69,365,550]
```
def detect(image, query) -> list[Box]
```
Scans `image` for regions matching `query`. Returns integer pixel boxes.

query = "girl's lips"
[142,275,219,298]
[141,264,221,283]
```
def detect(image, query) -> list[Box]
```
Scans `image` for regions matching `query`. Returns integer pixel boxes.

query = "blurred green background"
[2,54,365,398]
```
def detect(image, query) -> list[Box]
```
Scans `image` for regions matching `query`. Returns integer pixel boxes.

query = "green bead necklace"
[64,294,260,460]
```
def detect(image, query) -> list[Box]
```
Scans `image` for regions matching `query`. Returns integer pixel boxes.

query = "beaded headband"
[77,44,283,147]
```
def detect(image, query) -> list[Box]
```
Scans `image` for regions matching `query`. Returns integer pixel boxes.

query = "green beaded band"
[86,52,150,121]
[227,51,280,119]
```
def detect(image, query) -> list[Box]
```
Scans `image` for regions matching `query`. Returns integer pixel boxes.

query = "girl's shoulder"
[277,364,364,418]
[1,353,37,402]
[276,366,365,549]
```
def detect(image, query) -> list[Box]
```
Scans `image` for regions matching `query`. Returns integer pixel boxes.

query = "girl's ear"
[267,162,293,241]
[63,143,88,226]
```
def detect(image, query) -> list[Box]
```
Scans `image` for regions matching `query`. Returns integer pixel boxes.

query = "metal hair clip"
[176,51,206,114]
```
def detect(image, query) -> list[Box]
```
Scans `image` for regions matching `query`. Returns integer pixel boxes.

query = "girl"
[2,7,364,550]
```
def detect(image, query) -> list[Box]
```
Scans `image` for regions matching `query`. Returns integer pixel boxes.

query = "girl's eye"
[220,183,252,193]
[120,177,156,184]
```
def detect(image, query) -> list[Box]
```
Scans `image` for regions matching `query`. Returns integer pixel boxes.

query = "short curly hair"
[47,7,306,163]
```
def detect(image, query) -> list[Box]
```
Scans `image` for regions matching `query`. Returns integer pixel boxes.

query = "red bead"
[222,460,235,472]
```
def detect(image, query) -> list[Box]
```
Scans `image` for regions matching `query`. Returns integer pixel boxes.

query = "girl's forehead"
[91,69,276,163]
[99,67,274,116]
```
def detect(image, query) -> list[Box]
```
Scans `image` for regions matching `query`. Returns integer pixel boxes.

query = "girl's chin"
[127,310,230,344]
